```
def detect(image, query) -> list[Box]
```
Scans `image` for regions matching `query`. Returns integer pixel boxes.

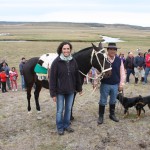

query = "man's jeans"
[21,75,25,89]
[126,68,134,82]
[99,83,118,106]
[144,67,150,83]
[6,77,11,89]
[56,93,74,131]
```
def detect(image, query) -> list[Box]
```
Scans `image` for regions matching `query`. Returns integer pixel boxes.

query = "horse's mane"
[73,46,92,57]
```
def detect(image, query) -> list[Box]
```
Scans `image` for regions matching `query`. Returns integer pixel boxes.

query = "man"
[143,49,150,84]
[98,43,125,124]
[134,52,145,84]
[19,57,26,90]
[125,52,135,83]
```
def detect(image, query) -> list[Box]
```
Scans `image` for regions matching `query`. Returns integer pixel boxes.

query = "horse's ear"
[98,42,103,50]
[91,43,99,52]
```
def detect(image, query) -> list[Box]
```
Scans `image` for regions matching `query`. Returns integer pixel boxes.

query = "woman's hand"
[78,91,83,96]
[52,97,57,102]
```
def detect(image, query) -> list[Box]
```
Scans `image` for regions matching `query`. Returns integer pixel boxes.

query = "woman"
[49,41,82,135]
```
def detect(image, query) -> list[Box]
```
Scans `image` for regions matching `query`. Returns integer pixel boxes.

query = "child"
[92,68,99,89]
[0,68,8,93]
[9,67,18,91]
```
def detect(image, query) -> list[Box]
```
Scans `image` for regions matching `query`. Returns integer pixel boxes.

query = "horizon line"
[0,21,150,28]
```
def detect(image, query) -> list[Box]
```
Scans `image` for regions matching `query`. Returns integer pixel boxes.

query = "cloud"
[0,0,150,27]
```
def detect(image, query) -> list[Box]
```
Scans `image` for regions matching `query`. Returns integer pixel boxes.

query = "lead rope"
[78,70,104,81]
[78,48,111,97]
[75,83,100,109]
[116,90,124,117]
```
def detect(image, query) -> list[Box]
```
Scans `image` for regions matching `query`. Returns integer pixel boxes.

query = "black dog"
[117,93,142,118]
[135,95,150,118]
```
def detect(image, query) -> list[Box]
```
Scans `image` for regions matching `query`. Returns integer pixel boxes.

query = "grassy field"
[0,22,150,71]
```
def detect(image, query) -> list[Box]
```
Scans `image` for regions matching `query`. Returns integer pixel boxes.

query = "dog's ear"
[139,95,142,99]
[138,95,143,101]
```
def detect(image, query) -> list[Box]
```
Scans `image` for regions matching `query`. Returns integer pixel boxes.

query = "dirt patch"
[0,82,150,150]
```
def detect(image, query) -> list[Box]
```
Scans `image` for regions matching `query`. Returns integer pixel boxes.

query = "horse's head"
[91,42,112,78]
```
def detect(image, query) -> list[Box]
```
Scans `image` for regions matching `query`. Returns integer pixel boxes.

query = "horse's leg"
[123,108,128,118]
[70,92,77,120]
[34,81,42,112]
[27,86,33,112]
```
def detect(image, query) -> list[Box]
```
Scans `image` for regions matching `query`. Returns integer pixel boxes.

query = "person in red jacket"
[9,67,18,91]
[0,68,8,93]
[143,49,150,84]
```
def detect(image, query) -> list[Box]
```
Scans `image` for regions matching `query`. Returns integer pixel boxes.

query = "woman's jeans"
[144,67,150,83]
[99,83,118,106]
[56,93,74,131]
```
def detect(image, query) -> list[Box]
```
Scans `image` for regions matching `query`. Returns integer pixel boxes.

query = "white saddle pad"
[39,53,58,69]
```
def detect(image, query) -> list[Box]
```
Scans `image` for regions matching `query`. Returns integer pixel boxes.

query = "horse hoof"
[37,116,42,120]
[28,111,32,114]
[37,111,42,114]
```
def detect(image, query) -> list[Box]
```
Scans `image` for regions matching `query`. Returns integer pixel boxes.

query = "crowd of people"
[0,57,26,93]
[122,49,150,85]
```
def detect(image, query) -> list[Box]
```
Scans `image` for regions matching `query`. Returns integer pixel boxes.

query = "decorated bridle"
[79,48,112,80]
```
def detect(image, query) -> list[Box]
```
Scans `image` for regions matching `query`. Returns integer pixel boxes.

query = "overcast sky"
[0,0,150,27]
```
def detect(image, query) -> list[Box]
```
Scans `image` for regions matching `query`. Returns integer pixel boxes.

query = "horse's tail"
[23,57,39,88]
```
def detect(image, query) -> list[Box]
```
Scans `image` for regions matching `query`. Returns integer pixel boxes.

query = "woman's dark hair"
[57,41,72,55]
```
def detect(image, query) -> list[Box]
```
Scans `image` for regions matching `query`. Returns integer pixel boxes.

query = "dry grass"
[0,83,150,150]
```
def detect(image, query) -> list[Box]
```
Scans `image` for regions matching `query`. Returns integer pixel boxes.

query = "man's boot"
[97,105,105,124]
[109,104,119,122]
[135,78,138,84]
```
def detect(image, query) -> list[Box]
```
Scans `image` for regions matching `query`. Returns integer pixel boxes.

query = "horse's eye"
[101,50,105,53]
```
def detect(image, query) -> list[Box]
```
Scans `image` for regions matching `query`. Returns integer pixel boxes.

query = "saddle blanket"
[34,53,58,80]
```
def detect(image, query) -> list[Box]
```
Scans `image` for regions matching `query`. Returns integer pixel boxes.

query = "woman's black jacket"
[49,56,82,97]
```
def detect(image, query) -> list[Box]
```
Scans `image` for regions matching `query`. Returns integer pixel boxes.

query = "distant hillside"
[0,21,150,30]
